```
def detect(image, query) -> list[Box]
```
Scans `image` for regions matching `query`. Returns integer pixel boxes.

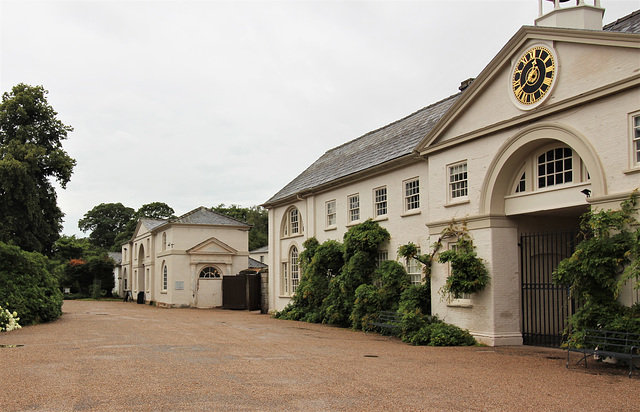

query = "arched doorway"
[137,244,145,300]
[196,265,223,308]
[481,124,605,346]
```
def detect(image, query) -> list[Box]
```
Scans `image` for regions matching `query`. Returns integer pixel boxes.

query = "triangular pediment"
[187,237,238,255]
[415,25,640,155]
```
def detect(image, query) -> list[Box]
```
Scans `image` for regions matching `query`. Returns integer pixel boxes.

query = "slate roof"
[108,252,122,265]
[264,93,460,205]
[248,257,268,269]
[604,9,640,33]
[167,206,251,227]
[250,245,269,254]
[141,219,166,231]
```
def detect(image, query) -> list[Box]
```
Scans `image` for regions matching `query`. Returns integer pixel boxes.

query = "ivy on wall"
[553,189,640,344]
[397,220,490,300]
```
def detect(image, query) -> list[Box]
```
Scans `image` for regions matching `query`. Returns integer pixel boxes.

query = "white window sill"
[445,198,470,208]
[623,166,640,175]
[160,291,167,294]
[324,225,337,232]
[346,220,362,228]
[401,209,421,217]
[447,300,472,308]
[282,233,304,240]
[373,215,388,222]
[278,295,293,299]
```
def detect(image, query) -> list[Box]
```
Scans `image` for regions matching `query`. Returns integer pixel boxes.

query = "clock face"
[512,46,556,106]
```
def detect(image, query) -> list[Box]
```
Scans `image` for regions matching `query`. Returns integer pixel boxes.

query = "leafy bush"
[351,261,411,330]
[403,319,476,346]
[0,242,63,325]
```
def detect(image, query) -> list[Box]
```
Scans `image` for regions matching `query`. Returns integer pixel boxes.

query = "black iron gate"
[520,231,578,347]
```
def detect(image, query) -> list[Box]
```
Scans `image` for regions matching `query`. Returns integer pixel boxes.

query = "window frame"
[373,186,388,218]
[326,200,337,228]
[448,161,468,202]
[348,194,360,223]
[199,266,221,279]
[406,246,422,285]
[536,146,574,190]
[445,241,472,306]
[280,246,300,297]
[282,207,303,237]
[631,112,640,169]
[403,178,420,212]
[290,246,299,294]
[162,263,168,291]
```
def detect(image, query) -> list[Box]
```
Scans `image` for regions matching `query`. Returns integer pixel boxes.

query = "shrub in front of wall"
[0,242,63,325]
[402,319,476,346]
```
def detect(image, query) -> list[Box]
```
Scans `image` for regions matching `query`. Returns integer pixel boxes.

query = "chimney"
[459,78,475,92]
[535,0,604,30]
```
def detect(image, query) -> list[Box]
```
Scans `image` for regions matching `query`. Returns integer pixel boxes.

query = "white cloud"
[2,0,637,236]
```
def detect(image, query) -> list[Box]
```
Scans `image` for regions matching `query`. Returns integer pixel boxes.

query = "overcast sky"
[2,0,638,237]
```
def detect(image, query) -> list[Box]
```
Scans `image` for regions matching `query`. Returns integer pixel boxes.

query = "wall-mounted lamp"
[167,243,174,248]
[581,189,591,198]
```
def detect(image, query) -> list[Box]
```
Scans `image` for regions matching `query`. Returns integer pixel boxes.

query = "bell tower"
[535,0,605,30]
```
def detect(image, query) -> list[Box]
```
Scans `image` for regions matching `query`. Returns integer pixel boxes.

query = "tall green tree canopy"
[0,84,75,254]
[80,202,175,251]
[211,204,268,250]
[79,203,135,250]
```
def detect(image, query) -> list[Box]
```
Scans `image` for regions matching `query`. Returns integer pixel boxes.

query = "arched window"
[290,246,299,294]
[199,266,221,279]
[282,207,303,237]
[511,145,588,195]
[280,245,300,297]
[162,263,168,291]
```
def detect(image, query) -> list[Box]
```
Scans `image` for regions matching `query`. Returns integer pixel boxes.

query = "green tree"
[113,202,175,247]
[81,202,175,251]
[212,204,268,250]
[135,202,175,220]
[0,84,75,255]
[78,203,135,250]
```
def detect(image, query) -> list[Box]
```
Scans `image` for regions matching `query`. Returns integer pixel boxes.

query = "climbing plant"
[398,220,490,300]
[553,190,640,341]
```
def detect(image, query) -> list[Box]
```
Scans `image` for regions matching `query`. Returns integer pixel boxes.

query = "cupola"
[535,0,605,30]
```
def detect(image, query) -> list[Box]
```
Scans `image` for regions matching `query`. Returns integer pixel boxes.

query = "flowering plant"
[0,305,21,332]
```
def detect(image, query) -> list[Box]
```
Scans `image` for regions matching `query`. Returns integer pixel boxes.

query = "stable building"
[263,2,640,346]
[120,207,251,308]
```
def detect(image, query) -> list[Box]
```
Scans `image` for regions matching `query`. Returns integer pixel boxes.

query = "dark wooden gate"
[520,231,578,347]
[222,273,262,310]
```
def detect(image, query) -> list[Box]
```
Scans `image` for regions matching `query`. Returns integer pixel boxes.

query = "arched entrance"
[481,123,605,346]
[196,265,223,308]
[137,244,145,301]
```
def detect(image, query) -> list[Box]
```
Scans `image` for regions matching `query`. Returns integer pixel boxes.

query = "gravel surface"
[1,300,637,411]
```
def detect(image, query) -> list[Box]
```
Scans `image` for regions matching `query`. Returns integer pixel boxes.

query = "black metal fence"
[520,231,578,347]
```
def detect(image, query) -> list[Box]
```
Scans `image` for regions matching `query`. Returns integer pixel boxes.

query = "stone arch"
[137,244,145,292]
[480,122,606,215]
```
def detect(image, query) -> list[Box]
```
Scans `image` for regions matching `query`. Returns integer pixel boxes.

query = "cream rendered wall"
[425,86,639,346]
[270,161,432,312]
[434,40,639,145]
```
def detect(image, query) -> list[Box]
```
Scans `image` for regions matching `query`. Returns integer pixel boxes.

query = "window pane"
[537,147,572,188]
[449,164,467,199]
[375,187,387,216]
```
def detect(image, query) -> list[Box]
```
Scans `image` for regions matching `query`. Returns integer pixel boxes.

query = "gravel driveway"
[1,300,637,411]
